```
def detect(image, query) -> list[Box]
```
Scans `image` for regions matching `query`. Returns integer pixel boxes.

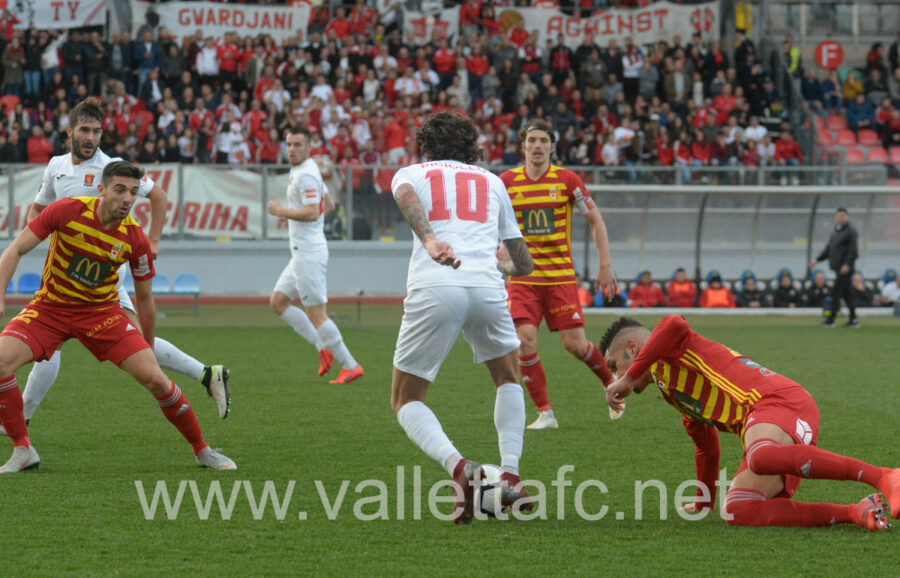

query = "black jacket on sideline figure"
[816,222,858,272]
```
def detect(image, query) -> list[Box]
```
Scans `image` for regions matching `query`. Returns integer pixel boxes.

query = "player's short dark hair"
[599,317,645,356]
[518,118,556,146]
[102,160,144,186]
[416,112,482,164]
[285,126,311,141]
[70,98,104,130]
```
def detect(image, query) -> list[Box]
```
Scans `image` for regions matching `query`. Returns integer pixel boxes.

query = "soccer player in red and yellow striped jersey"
[600,316,898,530]
[498,119,618,429]
[0,161,236,473]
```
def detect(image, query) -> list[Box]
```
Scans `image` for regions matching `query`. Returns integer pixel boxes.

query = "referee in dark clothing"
[810,207,859,327]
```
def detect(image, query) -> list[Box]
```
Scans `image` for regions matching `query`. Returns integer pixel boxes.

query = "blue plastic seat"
[122,274,135,294]
[174,274,201,314]
[152,274,171,295]
[17,273,41,294]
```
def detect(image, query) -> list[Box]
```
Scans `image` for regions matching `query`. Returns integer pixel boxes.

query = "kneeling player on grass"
[0,161,236,473]
[390,112,535,524]
[601,315,898,530]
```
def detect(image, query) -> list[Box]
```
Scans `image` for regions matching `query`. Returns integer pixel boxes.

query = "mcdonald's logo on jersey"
[84,174,95,186]
[523,208,554,235]
[67,254,112,288]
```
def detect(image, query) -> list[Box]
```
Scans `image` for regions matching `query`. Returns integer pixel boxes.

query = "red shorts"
[1,299,151,365]
[735,384,821,498]
[507,282,584,332]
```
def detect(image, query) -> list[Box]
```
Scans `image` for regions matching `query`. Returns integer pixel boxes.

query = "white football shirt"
[392,160,521,291]
[35,150,155,205]
[285,157,327,253]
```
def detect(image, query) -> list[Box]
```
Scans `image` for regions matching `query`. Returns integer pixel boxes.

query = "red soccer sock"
[0,376,30,448]
[747,438,884,488]
[519,352,550,412]
[155,383,207,455]
[725,489,852,527]
[581,342,614,386]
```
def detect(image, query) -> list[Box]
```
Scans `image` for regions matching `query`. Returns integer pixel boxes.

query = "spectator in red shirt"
[326,7,353,41]
[217,32,240,86]
[775,130,803,185]
[690,130,711,167]
[27,126,53,164]
[433,39,456,91]
[666,268,698,307]
[629,271,666,308]
[466,47,490,105]
[655,125,675,166]
[383,112,407,163]
[349,0,377,37]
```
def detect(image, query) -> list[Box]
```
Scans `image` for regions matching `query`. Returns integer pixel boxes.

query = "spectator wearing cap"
[699,273,736,308]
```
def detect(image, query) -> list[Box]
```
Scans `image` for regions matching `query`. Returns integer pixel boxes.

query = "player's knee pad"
[723,488,766,526]
[745,438,783,475]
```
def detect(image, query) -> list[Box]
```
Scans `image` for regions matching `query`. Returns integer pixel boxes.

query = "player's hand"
[149,238,160,260]
[423,236,460,269]
[679,503,712,515]
[808,260,818,271]
[596,264,617,300]
[839,264,849,274]
[606,375,634,413]
[496,243,510,264]
[267,195,282,217]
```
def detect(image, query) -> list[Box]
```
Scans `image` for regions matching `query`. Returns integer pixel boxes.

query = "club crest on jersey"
[110,242,124,259]
[549,186,559,200]
[84,174,95,186]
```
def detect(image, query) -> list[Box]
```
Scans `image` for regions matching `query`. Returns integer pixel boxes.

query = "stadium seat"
[17,273,41,294]
[817,131,834,147]
[867,147,888,163]
[858,129,880,147]
[826,114,847,131]
[836,129,857,146]
[814,115,825,131]
[137,110,155,141]
[889,147,900,165]
[152,274,171,295]
[174,274,201,315]
[844,148,865,164]
[6,278,13,294]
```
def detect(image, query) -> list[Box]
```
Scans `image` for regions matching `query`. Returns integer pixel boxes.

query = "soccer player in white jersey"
[267,126,363,384]
[0,99,230,435]
[390,112,535,524]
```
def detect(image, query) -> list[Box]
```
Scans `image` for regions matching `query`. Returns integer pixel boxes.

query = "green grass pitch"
[1,305,896,575]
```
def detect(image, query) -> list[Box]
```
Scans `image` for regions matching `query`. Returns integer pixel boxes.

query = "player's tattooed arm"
[499,237,534,277]
[395,183,460,268]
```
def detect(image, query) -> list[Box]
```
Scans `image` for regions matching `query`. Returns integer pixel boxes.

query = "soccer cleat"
[451,460,482,525]
[329,364,364,384]
[820,322,836,329]
[202,365,231,419]
[0,445,40,474]
[500,472,535,512]
[526,410,558,430]
[195,447,237,471]
[849,494,891,531]
[609,404,626,421]
[844,319,861,328]
[318,348,335,377]
[878,468,900,519]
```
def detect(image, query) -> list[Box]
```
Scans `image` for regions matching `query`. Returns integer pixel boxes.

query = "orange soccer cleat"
[878,468,900,519]
[318,349,335,377]
[849,494,891,531]
[328,364,364,384]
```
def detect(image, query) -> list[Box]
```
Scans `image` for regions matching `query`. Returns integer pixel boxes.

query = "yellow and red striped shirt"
[28,197,155,306]
[628,315,806,435]
[500,165,589,285]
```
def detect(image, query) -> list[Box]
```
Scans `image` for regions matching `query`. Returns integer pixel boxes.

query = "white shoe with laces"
[203,365,231,419]
[196,447,237,470]
[0,445,40,474]
[526,410,559,430]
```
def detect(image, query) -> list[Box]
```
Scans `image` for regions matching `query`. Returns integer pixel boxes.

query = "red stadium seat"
[890,147,900,165]
[826,114,847,131]
[0,94,20,111]
[844,148,865,164]
[858,129,880,147]
[867,147,888,163]
[814,115,825,131]
[817,131,834,147]
[836,129,857,146]
[137,110,155,141]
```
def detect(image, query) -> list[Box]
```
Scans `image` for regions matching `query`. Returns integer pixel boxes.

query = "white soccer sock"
[279,306,324,351]
[494,383,525,474]
[154,338,205,381]
[397,401,462,476]
[22,350,62,420]
[316,319,358,369]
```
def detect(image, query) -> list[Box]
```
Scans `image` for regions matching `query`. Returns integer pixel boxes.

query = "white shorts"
[393,286,520,382]
[273,250,329,307]
[116,264,136,314]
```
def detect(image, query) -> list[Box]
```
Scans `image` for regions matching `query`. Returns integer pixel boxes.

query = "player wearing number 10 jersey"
[390,112,535,524]
[500,119,619,429]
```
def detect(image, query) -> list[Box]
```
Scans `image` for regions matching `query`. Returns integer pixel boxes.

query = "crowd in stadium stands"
[0,0,802,178]
[578,267,900,310]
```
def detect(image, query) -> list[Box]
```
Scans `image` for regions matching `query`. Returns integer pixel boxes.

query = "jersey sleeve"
[129,230,156,282]
[626,315,691,379]
[494,175,522,241]
[568,171,596,215]
[137,174,155,198]
[34,161,58,206]
[390,166,416,199]
[299,174,321,207]
[27,197,71,239]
